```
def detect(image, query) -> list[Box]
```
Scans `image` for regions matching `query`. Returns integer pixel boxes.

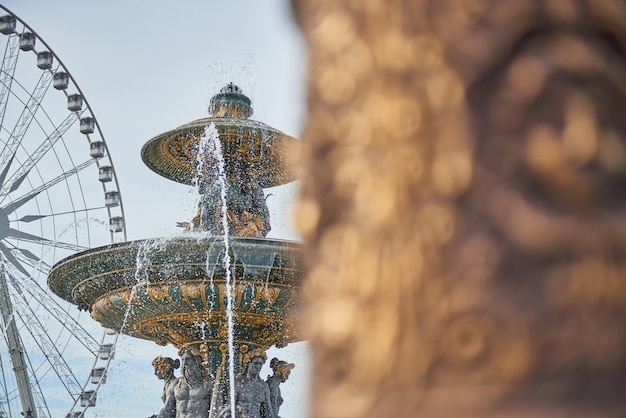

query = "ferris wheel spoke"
[17,206,108,224]
[4,169,28,195]
[8,272,99,353]
[9,253,48,284]
[0,152,15,190]
[16,214,43,223]
[8,275,82,398]
[1,158,96,210]
[0,243,27,277]
[14,248,42,266]
[4,230,88,253]
[0,111,84,197]
[0,34,20,130]
[0,369,10,417]
[0,68,55,165]
[9,254,48,284]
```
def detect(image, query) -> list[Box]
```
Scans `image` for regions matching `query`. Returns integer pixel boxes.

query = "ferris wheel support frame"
[0,268,35,418]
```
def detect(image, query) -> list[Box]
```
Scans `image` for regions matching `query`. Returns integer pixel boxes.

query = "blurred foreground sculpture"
[292,0,626,417]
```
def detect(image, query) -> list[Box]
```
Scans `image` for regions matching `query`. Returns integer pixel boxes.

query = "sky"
[0,1,310,416]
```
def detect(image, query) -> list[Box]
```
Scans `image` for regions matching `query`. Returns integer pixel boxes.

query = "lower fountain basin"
[48,236,304,350]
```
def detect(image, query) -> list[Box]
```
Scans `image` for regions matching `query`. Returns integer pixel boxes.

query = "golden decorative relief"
[91,280,294,320]
[238,345,250,371]
[187,283,202,299]
[141,117,298,187]
[127,310,299,348]
[148,286,166,301]
[216,318,229,340]
[119,290,131,304]
[251,327,280,348]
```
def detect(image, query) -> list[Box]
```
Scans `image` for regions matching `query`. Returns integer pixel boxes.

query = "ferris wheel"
[0,6,126,418]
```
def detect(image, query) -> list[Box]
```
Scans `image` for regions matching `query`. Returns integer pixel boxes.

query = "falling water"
[193,124,216,334]
[120,238,166,333]
[201,124,237,417]
[193,123,211,230]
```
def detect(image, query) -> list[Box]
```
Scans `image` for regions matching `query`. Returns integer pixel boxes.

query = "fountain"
[48,83,304,417]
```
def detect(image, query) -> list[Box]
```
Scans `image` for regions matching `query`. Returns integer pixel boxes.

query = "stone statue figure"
[157,349,212,418]
[197,164,271,238]
[265,358,294,418]
[234,348,274,418]
[152,356,180,418]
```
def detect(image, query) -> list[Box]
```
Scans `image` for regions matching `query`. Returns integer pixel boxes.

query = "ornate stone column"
[292,1,626,417]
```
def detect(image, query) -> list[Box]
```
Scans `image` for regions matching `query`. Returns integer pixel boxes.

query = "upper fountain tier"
[141,83,299,188]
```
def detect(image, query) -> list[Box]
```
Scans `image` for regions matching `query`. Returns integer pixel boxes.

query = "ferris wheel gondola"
[0,6,126,418]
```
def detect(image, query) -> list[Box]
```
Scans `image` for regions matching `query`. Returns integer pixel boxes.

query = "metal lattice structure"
[0,6,127,418]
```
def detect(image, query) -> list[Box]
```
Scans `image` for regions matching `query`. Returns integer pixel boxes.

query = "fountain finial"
[208,82,253,119]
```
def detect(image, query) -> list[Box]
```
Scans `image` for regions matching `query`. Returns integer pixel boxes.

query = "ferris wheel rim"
[0,5,127,418]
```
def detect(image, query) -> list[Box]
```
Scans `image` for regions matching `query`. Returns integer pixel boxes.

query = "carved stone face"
[180,350,195,372]
[180,349,204,383]
[278,369,291,383]
[272,361,294,382]
[152,357,176,380]
[154,364,170,380]
[247,356,265,377]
